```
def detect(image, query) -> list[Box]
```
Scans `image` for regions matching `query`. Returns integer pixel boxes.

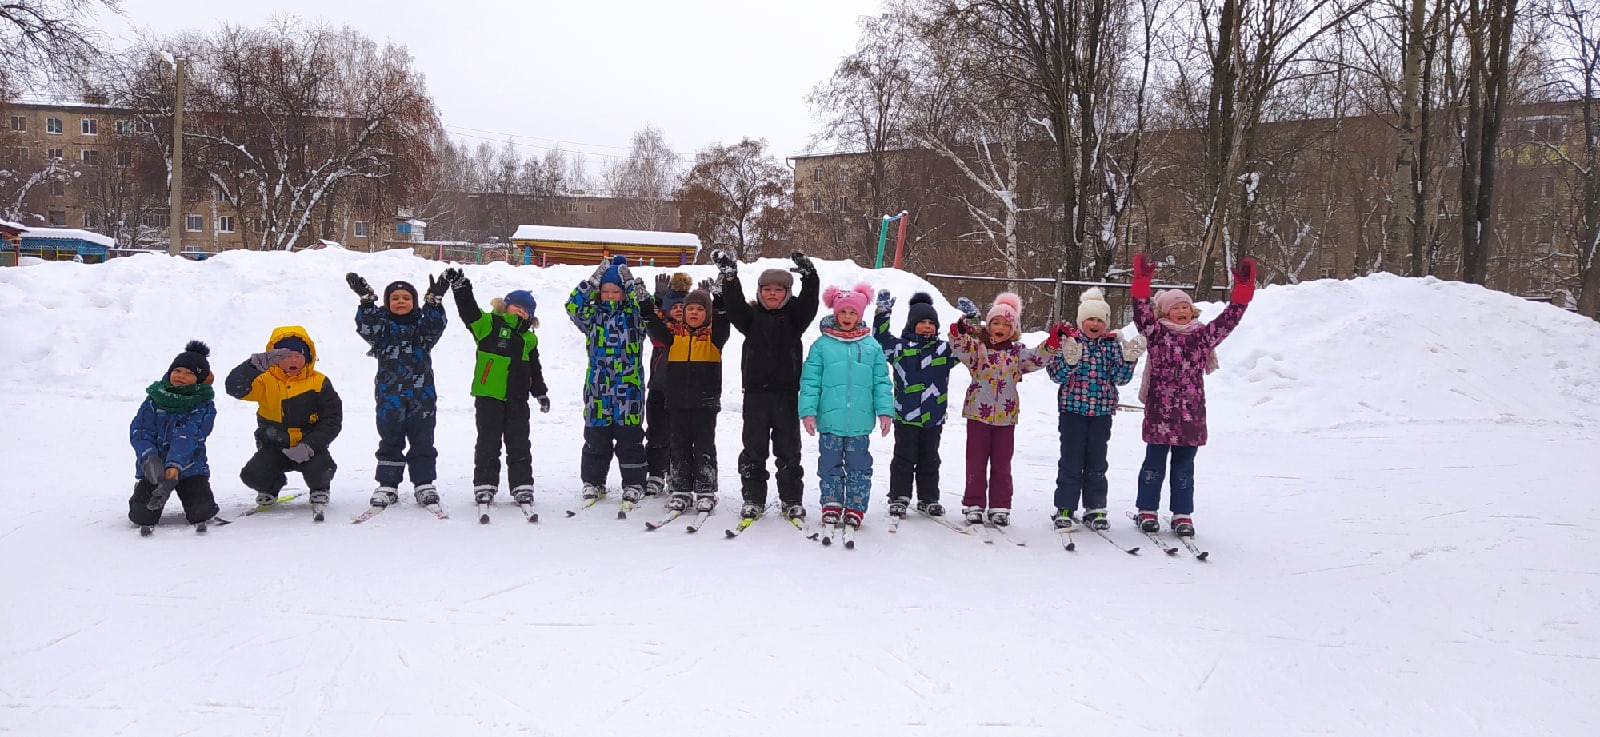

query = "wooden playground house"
[508,225,701,267]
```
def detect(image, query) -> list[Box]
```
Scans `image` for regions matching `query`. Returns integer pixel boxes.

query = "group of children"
[128,249,1254,539]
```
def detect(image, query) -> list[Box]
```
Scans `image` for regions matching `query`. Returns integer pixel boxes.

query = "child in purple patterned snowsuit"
[1128,253,1255,537]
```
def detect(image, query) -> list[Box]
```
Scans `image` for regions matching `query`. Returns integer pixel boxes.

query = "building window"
[115,120,134,135]
[1541,177,1556,198]
[84,211,100,229]
[116,151,132,168]
[812,167,822,183]
[397,221,412,235]
[80,149,100,164]
[81,119,98,135]
[13,147,26,160]
[9,116,24,131]
[213,186,230,203]
[142,212,170,229]
[218,216,235,233]
[837,195,847,210]
[46,117,63,134]
[354,221,369,238]
[49,211,66,226]
[566,203,577,213]
[585,203,596,214]
[811,197,822,213]
[49,180,65,196]
[185,214,203,232]
[46,147,63,160]
[137,119,153,133]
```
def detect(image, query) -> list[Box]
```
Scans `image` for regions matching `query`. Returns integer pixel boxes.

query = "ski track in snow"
[1,251,1598,736]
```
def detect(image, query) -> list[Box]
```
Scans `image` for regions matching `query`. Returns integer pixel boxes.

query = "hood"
[266,324,319,377]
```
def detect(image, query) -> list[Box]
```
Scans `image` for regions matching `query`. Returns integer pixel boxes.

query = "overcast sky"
[89,0,882,172]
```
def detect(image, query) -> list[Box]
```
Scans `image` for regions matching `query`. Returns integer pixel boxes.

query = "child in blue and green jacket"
[1044,288,1144,531]
[799,283,895,530]
[567,255,650,503]
[872,290,955,519]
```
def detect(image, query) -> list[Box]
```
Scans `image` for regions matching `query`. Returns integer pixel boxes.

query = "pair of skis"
[352,500,448,524]
[477,501,536,524]
[1125,512,1209,560]
[724,510,816,540]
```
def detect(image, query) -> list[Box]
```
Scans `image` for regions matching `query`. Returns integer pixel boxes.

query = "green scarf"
[145,380,215,412]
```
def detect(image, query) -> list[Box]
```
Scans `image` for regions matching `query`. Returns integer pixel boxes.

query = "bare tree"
[1454,0,1522,284]
[603,125,681,231]
[1545,0,1600,317]
[676,138,791,261]
[1,0,117,92]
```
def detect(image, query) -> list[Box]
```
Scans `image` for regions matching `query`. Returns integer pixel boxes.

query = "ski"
[566,495,605,518]
[617,499,636,520]
[240,492,302,517]
[351,505,387,524]
[819,523,838,546]
[644,511,682,531]
[785,514,820,540]
[423,503,449,520]
[478,502,492,524]
[194,521,209,534]
[987,523,1027,547]
[918,510,971,535]
[312,503,326,523]
[139,525,153,537]
[519,502,539,523]
[684,511,712,533]
[1125,512,1173,555]
[1057,526,1077,551]
[961,522,995,544]
[1163,516,1209,560]
[886,513,904,534]
[725,516,759,538]
[842,524,856,549]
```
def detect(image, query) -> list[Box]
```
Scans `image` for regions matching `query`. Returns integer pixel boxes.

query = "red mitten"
[1230,257,1256,305]
[1131,253,1156,300]
[1044,321,1065,349]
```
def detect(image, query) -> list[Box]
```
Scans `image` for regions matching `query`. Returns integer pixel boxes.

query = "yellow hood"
[265,325,319,380]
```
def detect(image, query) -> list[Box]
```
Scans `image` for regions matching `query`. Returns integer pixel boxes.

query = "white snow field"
[1,250,1598,737]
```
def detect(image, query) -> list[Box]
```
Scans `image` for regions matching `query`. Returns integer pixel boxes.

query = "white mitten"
[1060,338,1084,365]
[1122,334,1147,363]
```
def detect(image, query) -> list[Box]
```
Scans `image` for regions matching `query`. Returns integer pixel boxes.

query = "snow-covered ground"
[1,250,1597,736]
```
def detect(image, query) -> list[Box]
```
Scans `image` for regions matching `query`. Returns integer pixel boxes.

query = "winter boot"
[668,493,691,512]
[695,494,717,513]
[963,506,986,525]
[621,485,645,503]
[740,502,764,520]
[645,475,666,497]
[888,496,910,518]
[413,484,440,506]
[581,483,605,501]
[473,485,496,504]
[783,504,807,521]
[843,509,864,529]
[1053,509,1077,530]
[255,491,278,507]
[308,490,330,506]
[1137,510,1160,533]
[370,487,400,508]
[916,500,945,517]
[512,485,535,505]
[987,508,1011,527]
[821,506,843,526]
[1082,508,1110,531]
[1170,514,1195,537]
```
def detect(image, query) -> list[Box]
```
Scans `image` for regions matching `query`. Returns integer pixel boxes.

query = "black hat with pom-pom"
[168,340,212,383]
[905,292,939,331]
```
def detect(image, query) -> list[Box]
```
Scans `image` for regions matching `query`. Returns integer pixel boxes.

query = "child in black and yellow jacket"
[642,281,729,515]
[226,325,344,516]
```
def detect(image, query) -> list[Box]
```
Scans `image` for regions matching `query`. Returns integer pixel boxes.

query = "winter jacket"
[566,279,647,426]
[1046,334,1137,417]
[454,283,547,403]
[950,329,1055,426]
[798,317,895,437]
[1133,298,1246,446]
[129,392,216,481]
[355,302,447,420]
[225,326,343,452]
[723,270,820,393]
[643,296,730,411]
[873,307,955,427]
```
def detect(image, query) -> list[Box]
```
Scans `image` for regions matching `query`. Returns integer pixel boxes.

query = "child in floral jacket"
[1045,288,1143,531]
[1129,253,1254,537]
[949,292,1057,527]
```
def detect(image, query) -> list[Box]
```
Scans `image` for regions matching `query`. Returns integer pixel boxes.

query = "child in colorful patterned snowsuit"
[1045,288,1144,531]
[949,292,1057,527]
[645,272,693,497]
[872,290,955,519]
[1128,253,1254,537]
[798,283,895,530]
[128,341,220,530]
[347,272,449,509]
[567,255,650,503]
[642,281,729,514]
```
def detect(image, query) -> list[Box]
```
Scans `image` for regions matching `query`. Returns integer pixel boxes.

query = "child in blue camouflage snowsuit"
[347,272,449,509]
[567,255,650,503]
[872,290,956,520]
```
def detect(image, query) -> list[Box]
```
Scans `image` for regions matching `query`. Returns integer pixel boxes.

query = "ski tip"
[845,540,855,549]
[565,510,577,518]
[313,514,325,523]
[139,526,153,536]
[1197,551,1210,561]
[1066,542,1076,551]
[686,526,699,534]
[616,511,628,520]
[1127,547,1141,555]
[1165,548,1179,556]
[724,529,737,538]
[644,523,659,531]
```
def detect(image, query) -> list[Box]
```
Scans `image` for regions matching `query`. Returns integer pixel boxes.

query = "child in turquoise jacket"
[798,283,894,530]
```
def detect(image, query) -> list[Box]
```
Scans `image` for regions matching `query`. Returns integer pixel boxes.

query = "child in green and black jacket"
[444,267,549,506]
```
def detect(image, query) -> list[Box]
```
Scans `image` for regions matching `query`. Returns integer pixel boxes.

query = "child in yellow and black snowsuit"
[642,280,729,515]
[225,326,343,516]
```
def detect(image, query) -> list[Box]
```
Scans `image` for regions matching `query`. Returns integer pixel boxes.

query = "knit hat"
[384,280,418,305]
[1076,287,1111,325]
[986,292,1022,326]
[823,283,873,320]
[1153,289,1193,318]
[168,340,212,382]
[505,289,538,316]
[662,272,692,315]
[684,289,713,313]
[905,292,939,330]
[273,335,313,362]
[757,269,794,292]
[600,255,628,287]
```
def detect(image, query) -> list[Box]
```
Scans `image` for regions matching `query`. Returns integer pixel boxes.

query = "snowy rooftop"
[19,227,115,247]
[511,224,701,250]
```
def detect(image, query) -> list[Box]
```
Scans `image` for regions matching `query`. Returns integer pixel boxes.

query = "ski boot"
[512,486,536,505]
[644,476,667,497]
[694,494,716,513]
[887,496,910,518]
[916,500,945,517]
[987,508,1011,527]
[370,487,399,508]
[820,506,843,526]
[308,490,330,506]
[1136,510,1160,532]
[843,509,864,530]
[621,485,645,503]
[1170,514,1195,537]
[581,483,605,501]
[963,506,986,525]
[740,502,764,520]
[1082,508,1110,531]
[255,491,278,507]
[474,486,496,505]
[413,484,440,506]
[1053,509,1077,530]
[782,503,806,521]
[667,493,691,512]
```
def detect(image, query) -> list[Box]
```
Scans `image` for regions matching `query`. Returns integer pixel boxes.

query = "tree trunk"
[1392,0,1426,276]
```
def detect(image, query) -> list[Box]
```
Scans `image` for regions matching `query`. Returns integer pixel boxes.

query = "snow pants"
[669,408,717,498]
[738,390,804,507]
[818,432,872,514]
[962,420,1015,510]
[1054,412,1113,512]
[1136,443,1199,514]
[889,423,942,504]
[375,409,438,488]
[645,390,672,481]
[581,423,648,488]
[473,396,533,491]
[241,444,337,495]
[128,476,218,526]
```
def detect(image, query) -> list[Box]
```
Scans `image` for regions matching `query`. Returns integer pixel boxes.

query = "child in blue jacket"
[128,341,220,532]
[799,283,894,530]
[872,290,955,519]
[567,255,650,503]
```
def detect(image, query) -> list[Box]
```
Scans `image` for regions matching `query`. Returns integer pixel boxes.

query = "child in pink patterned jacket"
[949,292,1059,528]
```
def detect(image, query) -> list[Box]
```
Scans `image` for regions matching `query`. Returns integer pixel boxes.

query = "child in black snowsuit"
[128,341,220,532]
[347,271,449,509]
[642,281,730,514]
[645,271,693,497]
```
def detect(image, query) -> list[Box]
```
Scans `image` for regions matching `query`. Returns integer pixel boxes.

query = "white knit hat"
[1077,287,1111,325]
